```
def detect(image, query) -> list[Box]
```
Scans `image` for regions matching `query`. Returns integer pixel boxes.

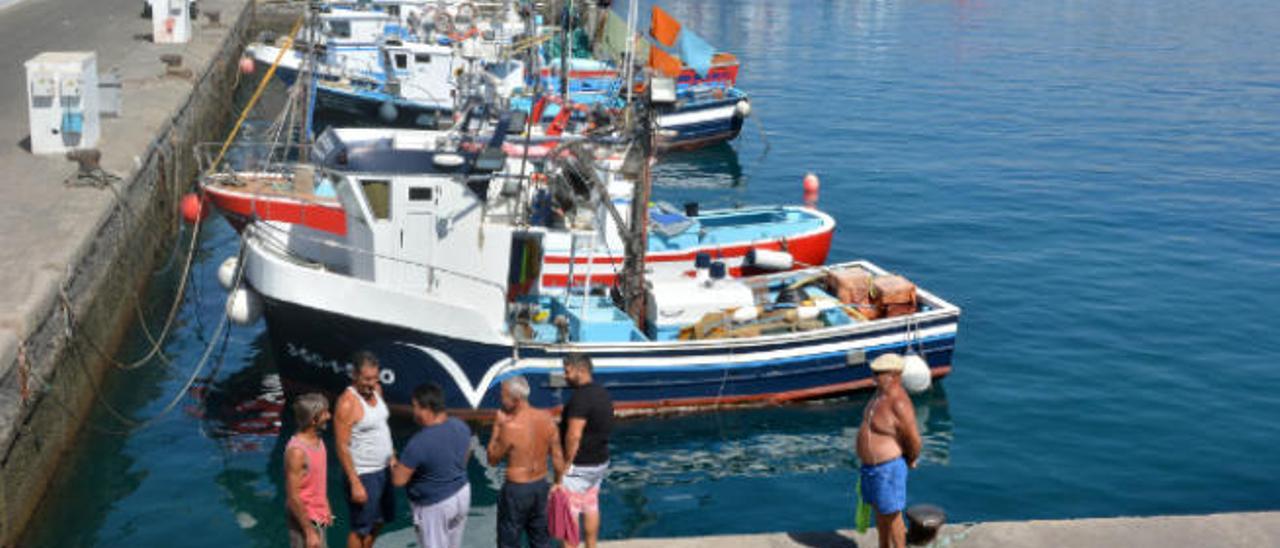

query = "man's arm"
[333,392,367,502]
[391,459,415,487]
[486,412,510,466]
[894,395,923,467]
[562,417,587,470]
[285,446,316,534]
[549,416,566,485]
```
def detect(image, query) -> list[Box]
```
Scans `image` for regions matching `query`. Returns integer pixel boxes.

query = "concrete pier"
[0,0,259,544]
[601,511,1280,547]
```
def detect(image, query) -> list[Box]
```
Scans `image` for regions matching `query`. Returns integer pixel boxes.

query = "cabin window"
[328,21,352,39]
[414,54,432,64]
[409,187,434,202]
[361,179,392,220]
[387,5,400,16]
[394,53,408,70]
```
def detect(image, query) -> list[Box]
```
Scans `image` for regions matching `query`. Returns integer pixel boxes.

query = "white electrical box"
[151,0,191,44]
[25,51,100,155]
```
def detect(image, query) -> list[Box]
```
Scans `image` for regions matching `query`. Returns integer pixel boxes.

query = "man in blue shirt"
[392,383,473,548]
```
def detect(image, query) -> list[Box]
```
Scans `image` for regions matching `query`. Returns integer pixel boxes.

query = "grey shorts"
[563,461,609,493]
[412,483,471,548]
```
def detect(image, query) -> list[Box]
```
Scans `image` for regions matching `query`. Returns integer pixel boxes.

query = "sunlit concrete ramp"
[602,511,1280,547]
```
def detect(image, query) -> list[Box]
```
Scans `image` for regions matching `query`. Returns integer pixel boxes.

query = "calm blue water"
[23,0,1280,544]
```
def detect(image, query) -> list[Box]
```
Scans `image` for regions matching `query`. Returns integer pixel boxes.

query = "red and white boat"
[199,128,834,288]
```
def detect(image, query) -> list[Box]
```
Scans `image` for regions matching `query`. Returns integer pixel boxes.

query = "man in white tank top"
[335,352,396,548]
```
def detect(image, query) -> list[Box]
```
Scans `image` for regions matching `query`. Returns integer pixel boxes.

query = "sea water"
[22,0,1280,544]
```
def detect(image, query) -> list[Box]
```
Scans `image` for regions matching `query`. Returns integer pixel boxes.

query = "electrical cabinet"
[151,0,191,44]
[25,51,100,155]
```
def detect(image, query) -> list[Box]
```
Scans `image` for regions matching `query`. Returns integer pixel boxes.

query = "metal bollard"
[906,504,947,545]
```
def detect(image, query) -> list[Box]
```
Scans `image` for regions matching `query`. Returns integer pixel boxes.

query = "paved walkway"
[602,511,1280,547]
[0,0,245,387]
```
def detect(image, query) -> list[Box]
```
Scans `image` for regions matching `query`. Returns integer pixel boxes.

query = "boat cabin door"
[399,50,452,109]
[395,182,438,293]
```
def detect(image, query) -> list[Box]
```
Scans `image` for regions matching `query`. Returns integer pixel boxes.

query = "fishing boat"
[199,125,835,288]
[244,4,527,128]
[212,119,958,414]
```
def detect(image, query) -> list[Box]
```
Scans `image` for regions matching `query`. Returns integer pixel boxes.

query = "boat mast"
[620,83,657,326]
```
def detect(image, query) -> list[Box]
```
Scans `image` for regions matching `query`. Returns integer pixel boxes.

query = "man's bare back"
[856,382,920,466]
[494,407,560,483]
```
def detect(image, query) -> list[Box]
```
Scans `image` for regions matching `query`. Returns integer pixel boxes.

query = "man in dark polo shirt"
[554,353,613,548]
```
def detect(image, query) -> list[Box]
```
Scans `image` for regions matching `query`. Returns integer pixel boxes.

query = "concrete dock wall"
[0,1,258,544]
[602,511,1280,547]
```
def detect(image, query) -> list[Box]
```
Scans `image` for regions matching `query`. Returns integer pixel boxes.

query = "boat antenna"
[560,0,572,102]
[623,0,637,109]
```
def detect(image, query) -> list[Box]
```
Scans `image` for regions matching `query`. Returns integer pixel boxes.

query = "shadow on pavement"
[786,531,860,547]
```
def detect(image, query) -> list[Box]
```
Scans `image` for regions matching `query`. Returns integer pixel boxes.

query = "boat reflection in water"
[608,386,953,485]
[191,348,286,455]
[653,142,746,191]
[603,386,953,537]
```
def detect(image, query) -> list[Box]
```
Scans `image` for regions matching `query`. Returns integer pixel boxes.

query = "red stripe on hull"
[612,365,952,415]
[204,187,347,236]
[539,226,834,286]
[424,365,954,421]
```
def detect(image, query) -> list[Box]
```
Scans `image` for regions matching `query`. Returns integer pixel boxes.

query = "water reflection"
[193,341,285,454]
[609,385,954,490]
[653,143,746,190]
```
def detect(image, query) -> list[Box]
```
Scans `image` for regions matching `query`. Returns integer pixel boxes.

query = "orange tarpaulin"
[649,44,684,78]
[650,6,681,48]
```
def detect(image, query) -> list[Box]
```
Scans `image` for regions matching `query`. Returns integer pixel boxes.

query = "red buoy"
[803,172,820,208]
[180,192,209,224]
[239,56,255,75]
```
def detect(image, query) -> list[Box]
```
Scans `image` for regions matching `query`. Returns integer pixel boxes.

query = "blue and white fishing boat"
[244,4,527,128]
[220,124,960,415]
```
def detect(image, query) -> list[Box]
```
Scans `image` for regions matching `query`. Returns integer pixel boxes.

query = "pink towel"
[548,488,580,546]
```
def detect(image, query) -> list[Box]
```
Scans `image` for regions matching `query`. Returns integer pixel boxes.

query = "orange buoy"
[239,56,255,75]
[180,192,209,224]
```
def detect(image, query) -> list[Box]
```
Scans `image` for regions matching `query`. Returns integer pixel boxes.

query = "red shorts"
[565,485,600,516]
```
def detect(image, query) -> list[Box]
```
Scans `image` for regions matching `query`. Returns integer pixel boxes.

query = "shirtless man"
[856,353,922,548]
[487,376,565,548]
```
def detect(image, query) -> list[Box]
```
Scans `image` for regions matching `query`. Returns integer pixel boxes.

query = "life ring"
[455,2,478,25]
[546,108,573,137]
[434,11,453,35]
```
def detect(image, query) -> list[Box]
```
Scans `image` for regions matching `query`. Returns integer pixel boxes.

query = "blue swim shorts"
[346,467,396,535]
[860,457,908,514]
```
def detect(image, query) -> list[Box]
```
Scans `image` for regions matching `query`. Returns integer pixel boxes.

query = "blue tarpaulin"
[677,28,715,77]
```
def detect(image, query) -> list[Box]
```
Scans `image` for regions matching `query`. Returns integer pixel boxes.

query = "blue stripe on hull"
[261,296,957,412]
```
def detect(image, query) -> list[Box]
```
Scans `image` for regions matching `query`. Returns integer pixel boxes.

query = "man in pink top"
[286,392,334,548]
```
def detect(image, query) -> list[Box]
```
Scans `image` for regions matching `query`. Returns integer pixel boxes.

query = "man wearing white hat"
[856,353,922,548]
